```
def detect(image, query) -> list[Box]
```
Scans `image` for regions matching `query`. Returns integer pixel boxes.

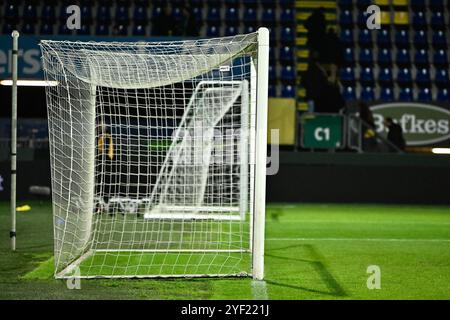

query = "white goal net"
[40,29,268,279]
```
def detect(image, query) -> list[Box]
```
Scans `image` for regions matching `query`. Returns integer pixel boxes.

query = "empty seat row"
[343,86,450,102]
[2,4,295,24]
[341,28,448,49]
[344,47,449,67]
[341,67,450,87]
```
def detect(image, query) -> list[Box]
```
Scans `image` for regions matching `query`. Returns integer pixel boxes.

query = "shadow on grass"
[265,244,347,297]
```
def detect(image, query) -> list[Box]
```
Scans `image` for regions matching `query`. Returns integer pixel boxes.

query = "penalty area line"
[267,238,450,242]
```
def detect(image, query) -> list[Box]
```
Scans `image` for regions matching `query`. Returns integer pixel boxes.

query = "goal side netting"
[40,30,268,279]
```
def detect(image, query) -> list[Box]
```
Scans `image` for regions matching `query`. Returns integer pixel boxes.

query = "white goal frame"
[40,28,269,280]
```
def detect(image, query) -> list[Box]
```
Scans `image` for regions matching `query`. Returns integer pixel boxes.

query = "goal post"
[40,28,269,279]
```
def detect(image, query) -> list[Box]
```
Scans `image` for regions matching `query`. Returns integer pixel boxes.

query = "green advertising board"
[301,114,344,149]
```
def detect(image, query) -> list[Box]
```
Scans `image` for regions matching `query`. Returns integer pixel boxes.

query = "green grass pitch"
[0,201,449,299]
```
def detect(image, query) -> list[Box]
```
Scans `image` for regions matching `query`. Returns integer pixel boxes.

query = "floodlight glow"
[431,148,450,154]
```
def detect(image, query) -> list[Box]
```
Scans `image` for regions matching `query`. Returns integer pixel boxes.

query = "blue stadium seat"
[191,7,203,23]
[244,25,257,34]
[243,7,257,23]
[97,6,111,23]
[378,68,393,84]
[342,86,356,101]
[280,46,294,63]
[339,10,353,27]
[40,23,54,35]
[361,86,375,102]
[207,7,221,22]
[133,6,147,24]
[41,5,55,23]
[357,10,369,27]
[225,7,239,23]
[377,29,391,48]
[418,88,432,102]
[132,24,146,36]
[2,23,15,35]
[114,24,128,36]
[358,29,372,47]
[395,29,409,48]
[225,25,239,36]
[23,3,38,22]
[432,30,447,48]
[269,65,276,83]
[116,6,129,24]
[280,8,295,24]
[437,88,450,102]
[396,49,411,67]
[22,22,35,34]
[416,68,431,87]
[281,65,295,82]
[75,6,90,24]
[340,67,355,84]
[77,24,91,35]
[378,48,392,67]
[399,87,413,101]
[96,24,109,35]
[341,29,354,46]
[269,47,276,62]
[379,87,394,102]
[415,49,429,67]
[431,12,446,30]
[280,27,295,44]
[413,30,428,48]
[207,25,220,37]
[281,85,295,98]
[172,7,184,23]
[360,67,374,85]
[397,68,412,86]
[58,23,71,35]
[433,49,449,66]
[268,85,276,97]
[4,3,19,22]
[359,48,373,66]
[262,7,276,25]
[344,47,355,66]
[412,11,427,30]
[435,69,450,87]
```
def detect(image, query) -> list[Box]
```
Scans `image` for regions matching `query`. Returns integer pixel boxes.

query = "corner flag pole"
[11,30,19,251]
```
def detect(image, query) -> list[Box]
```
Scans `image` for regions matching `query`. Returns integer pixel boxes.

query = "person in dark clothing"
[385,117,406,151]
[304,7,327,54]
[321,28,345,83]
[301,53,345,113]
[358,102,377,151]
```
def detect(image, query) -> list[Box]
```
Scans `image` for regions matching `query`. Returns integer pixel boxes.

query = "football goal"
[40,28,269,279]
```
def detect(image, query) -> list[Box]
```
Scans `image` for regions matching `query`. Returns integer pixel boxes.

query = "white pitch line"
[267,238,450,242]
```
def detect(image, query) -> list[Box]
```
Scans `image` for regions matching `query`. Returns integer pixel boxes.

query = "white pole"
[252,27,269,280]
[11,30,19,251]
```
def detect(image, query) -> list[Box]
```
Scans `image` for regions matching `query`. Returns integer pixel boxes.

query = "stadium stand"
[337,0,450,102]
[0,1,295,98]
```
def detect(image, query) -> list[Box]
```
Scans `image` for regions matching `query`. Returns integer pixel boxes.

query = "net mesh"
[40,33,259,278]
